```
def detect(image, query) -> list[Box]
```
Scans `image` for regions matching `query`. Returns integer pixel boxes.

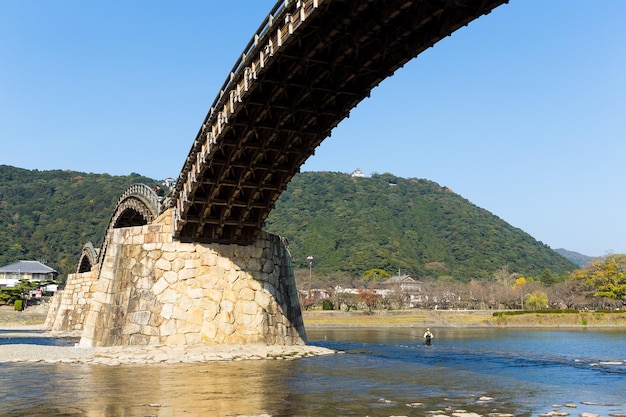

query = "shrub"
[322,299,334,310]
[14,300,23,311]
[493,309,579,317]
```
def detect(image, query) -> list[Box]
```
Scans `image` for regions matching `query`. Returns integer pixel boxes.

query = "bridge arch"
[76,242,98,273]
[94,184,161,267]
[172,0,509,244]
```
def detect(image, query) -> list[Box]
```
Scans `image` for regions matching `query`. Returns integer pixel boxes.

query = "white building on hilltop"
[350,168,366,178]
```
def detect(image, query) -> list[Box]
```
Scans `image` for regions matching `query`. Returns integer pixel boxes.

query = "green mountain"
[554,248,594,267]
[0,165,155,275]
[264,171,576,280]
[0,165,576,281]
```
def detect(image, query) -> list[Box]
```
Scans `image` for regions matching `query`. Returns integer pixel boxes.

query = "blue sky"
[1,1,624,257]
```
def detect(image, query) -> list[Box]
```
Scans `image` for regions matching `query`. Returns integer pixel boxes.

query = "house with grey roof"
[0,260,59,290]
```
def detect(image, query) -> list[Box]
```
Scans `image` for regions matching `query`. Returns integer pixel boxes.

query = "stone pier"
[45,209,307,347]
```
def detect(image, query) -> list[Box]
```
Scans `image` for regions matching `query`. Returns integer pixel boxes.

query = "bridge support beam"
[46,209,307,347]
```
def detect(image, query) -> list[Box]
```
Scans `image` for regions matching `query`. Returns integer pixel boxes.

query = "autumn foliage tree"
[572,254,626,307]
[357,288,381,312]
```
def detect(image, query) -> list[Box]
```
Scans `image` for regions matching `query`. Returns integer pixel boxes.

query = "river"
[0,327,624,416]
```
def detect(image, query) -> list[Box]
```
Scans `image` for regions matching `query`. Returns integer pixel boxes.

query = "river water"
[0,327,624,417]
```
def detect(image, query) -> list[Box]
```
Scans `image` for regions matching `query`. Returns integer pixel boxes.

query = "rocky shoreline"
[0,325,335,366]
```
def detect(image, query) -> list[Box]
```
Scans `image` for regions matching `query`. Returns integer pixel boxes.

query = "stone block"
[217,310,234,324]
[255,290,272,310]
[247,258,262,272]
[216,256,232,270]
[187,287,204,299]
[247,279,262,291]
[129,334,150,345]
[155,258,172,271]
[163,270,178,284]
[201,321,218,340]
[131,234,145,245]
[238,287,255,301]
[152,277,169,296]
[160,319,177,336]
[221,299,234,313]
[238,300,259,316]
[166,333,187,345]
[161,251,177,261]
[262,259,275,273]
[183,259,197,269]
[172,306,187,320]
[171,257,185,272]
[148,225,162,233]
[222,289,237,303]
[185,332,204,345]
[160,288,180,304]
[143,242,160,252]
[147,249,163,260]
[160,303,174,320]
[179,267,198,280]
[204,301,219,321]
[161,242,179,253]
[133,310,151,325]
[123,322,143,335]
[178,321,201,334]
[200,251,218,267]
[204,288,223,303]
[186,306,204,326]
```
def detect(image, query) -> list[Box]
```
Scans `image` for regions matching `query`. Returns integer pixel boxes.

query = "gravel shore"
[0,325,335,365]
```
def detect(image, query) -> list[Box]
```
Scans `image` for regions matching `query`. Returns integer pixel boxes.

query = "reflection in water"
[0,328,625,417]
[1,361,297,417]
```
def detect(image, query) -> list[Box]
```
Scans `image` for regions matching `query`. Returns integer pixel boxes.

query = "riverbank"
[0,333,335,365]
[2,306,624,366]
[302,309,626,327]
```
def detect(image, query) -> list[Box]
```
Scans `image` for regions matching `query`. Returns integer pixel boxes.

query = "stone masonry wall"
[44,269,97,332]
[46,209,307,347]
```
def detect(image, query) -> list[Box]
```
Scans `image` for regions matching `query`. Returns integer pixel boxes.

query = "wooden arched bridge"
[55,0,512,347]
[77,184,161,273]
[87,0,510,262]
[170,0,508,244]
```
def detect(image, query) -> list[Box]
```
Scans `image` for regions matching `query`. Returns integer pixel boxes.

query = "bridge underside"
[174,0,508,244]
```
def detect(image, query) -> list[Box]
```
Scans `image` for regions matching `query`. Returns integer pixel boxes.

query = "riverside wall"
[46,209,307,347]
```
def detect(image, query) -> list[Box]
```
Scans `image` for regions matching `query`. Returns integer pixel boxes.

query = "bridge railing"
[172,0,323,236]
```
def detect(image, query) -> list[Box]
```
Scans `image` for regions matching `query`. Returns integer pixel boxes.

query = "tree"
[539,268,557,286]
[548,278,590,309]
[0,278,37,309]
[357,288,381,312]
[363,268,391,281]
[572,254,626,307]
[524,290,548,309]
[336,292,359,312]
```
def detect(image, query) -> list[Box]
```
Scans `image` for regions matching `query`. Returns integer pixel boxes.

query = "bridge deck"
[172,0,508,244]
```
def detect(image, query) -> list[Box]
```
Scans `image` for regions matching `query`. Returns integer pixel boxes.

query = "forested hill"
[264,171,577,280]
[0,165,155,274]
[0,165,576,281]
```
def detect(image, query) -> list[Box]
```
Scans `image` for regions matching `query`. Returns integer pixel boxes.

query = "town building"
[0,260,59,292]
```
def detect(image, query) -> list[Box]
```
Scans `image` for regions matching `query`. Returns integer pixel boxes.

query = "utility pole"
[306,256,314,296]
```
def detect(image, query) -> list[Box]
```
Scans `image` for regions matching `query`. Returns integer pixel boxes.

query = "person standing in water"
[423,328,433,346]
